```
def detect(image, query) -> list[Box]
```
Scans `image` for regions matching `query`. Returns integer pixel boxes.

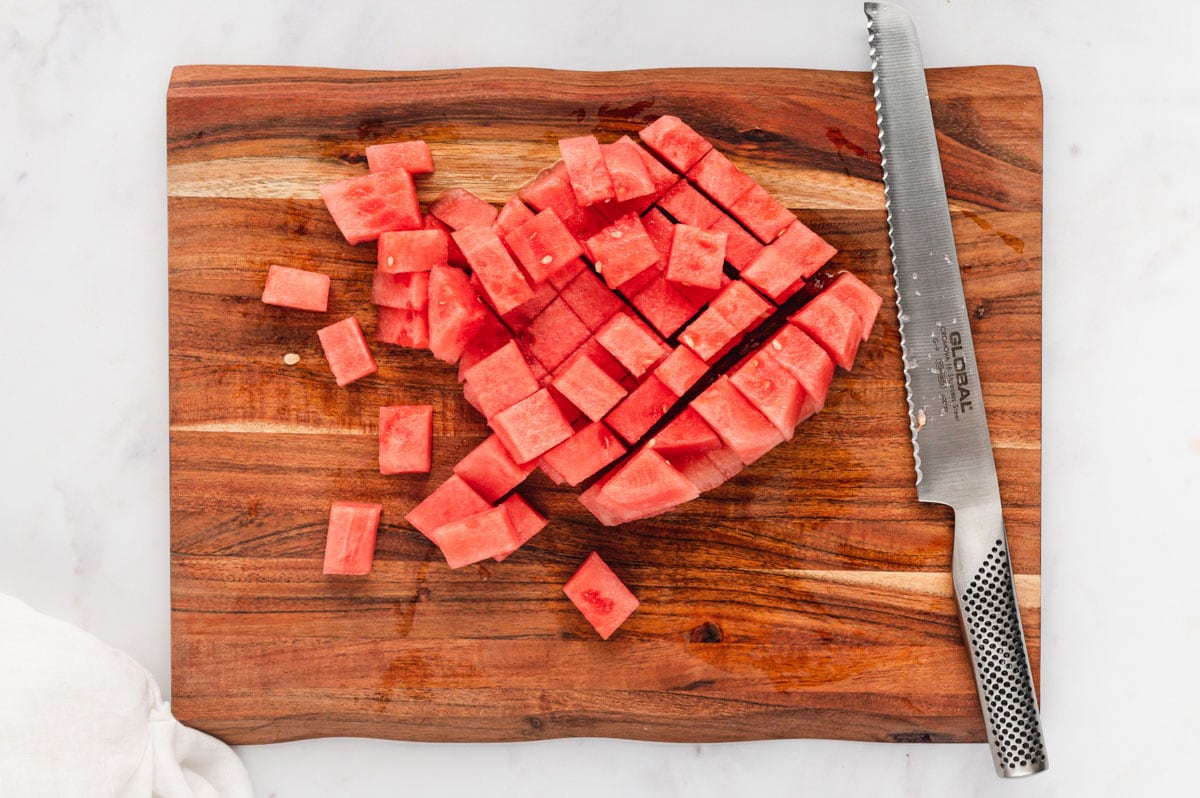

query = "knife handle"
[952,513,1048,777]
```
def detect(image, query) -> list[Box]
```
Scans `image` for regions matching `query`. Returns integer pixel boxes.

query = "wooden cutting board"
[168,65,1042,745]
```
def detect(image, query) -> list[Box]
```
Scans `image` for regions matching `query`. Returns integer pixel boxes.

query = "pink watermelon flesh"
[456,311,512,379]
[728,183,797,244]
[789,293,864,371]
[665,224,727,291]
[503,208,585,284]
[322,502,382,576]
[707,214,764,271]
[549,256,589,291]
[559,135,616,207]
[597,447,700,520]
[431,506,520,569]
[640,207,676,262]
[766,324,835,418]
[377,229,448,274]
[518,161,581,222]
[452,226,534,316]
[657,180,724,229]
[429,187,499,230]
[502,279,559,333]
[558,268,625,332]
[494,197,537,238]
[365,140,434,175]
[653,345,709,396]
[319,170,421,245]
[630,274,704,338]
[649,406,721,456]
[562,552,640,639]
[453,434,538,503]
[594,313,670,379]
[638,115,712,173]
[493,494,548,561]
[740,220,836,301]
[670,450,729,492]
[489,388,574,464]
[540,421,627,487]
[705,443,747,480]
[425,215,469,269]
[710,280,773,332]
[601,136,656,202]
[371,270,429,311]
[728,350,804,438]
[553,337,630,384]
[378,405,433,474]
[585,214,661,291]
[679,307,741,364]
[428,265,488,363]
[518,297,591,372]
[317,317,377,387]
[374,306,429,348]
[551,353,629,422]
[262,264,329,312]
[462,340,540,419]
[821,272,883,342]
[405,474,490,542]
[686,148,756,210]
[614,257,662,299]
[690,376,784,465]
[604,375,678,445]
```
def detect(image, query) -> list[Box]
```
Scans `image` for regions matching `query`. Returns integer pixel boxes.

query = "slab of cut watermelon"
[371,270,429,311]
[377,229,448,274]
[430,506,521,569]
[462,340,540,419]
[789,292,864,371]
[639,115,712,173]
[503,208,585,284]
[766,324,835,418]
[601,136,656,202]
[452,434,538,503]
[728,350,804,438]
[429,188,499,231]
[317,317,377,387]
[518,298,591,372]
[585,214,661,291]
[405,474,490,541]
[686,148,757,210]
[322,502,382,576]
[428,265,488,363]
[604,374,678,445]
[365,140,434,175]
[594,313,670,379]
[452,227,535,316]
[378,405,433,474]
[493,493,548,561]
[261,264,330,312]
[690,376,784,465]
[489,388,574,464]
[558,268,625,332]
[319,170,421,245]
[551,353,628,422]
[562,552,640,639]
[665,224,726,291]
[374,306,429,348]
[559,135,616,207]
[540,421,627,487]
[653,345,708,396]
[820,272,883,342]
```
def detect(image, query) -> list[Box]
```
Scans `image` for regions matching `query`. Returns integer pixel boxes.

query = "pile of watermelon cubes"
[261,117,881,640]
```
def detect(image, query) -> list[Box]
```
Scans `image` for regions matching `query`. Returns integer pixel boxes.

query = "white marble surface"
[3,0,1198,794]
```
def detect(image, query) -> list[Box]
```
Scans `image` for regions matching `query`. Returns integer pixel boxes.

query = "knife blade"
[864,1,1047,777]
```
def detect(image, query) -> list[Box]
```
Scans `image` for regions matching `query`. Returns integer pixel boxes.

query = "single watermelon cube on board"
[319,170,421,245]
[710,280,773,333]
[604,375,678,445]
[503,208,585,284]
[453,434,538,503]
[657,180,724,229]
[690,376,785,465]
[378,405,433,474]
[629,275,703,339]
[365,140,434,175]
[601,136,656,202]
[371,270,429,311]
[322,502,382,576]
[540,421,627,486]
[728,350,804,438]
[585,214,661,291]
[789,293,864,371]
[686,149,757,210]
[429,187,499,231]
[494,197,537,238]
[766,324,835,418]
[679,307,741,364]
[562,552,640,639]
[374,306,429,348]
[820,272,883,342]
[430,506,521,569]
[653,345,709,396]
[317,317,377,387]
[649,406,721,457]
[551,353,628,422]
[452,227,534,316]
[377,229,448,274]
[558,268,626,332]
[639,115,712,173]
[707,214,764,271]
[428,265,488,363]
[728,183,797,244]
[595,447,700,522]
[518,298,592,372]
[559,135,616,207]
[665,224,727,291]
[493,493,548,561]
[405,474,490,541]
[462,340,540,419]
[261,264,330,312]
[489,388,574,464]
[594,313,670,379]
[425,215,470,269]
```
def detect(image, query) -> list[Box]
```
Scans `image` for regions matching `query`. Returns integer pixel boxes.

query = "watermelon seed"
[387,256,395,267]
[283,353,300,365]
[541,255,553,265]
[771,339,782,351]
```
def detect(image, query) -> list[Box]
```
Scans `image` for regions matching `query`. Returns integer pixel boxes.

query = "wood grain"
[167,65,1042,744]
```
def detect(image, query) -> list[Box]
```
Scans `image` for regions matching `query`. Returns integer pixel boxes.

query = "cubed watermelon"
[503,209,585,284]
[558,268,625,332]
[710,280,774,332]
[431,506,520,569]
[540,422,627,486]
[601,136,656,202]
[452,434,538,503]
[518,298,591,372]
[549,256,589,291]
[371,270,429,311]
[649,406,721,457]
[639,207,676,262]
[519,161,578,219]
[653,345,709,396]
[456,311,512,379]
[262,264,330,312]
[669,450,729,493]
[639,115,712,173]
[378,405,433,474]
[425,215,470,269]
[317,317,377,386]
[614,257,663,299]
[766,324,835,418]
[502,280,559,334]
[665,224,727,291]
[705,442,747,480]
[707,214,764,271]
[319,170,421,245]
[377,229,448,274]
[679,307,741,363]
[553,337,630,384]
[657,180,724,229]
[629,274,704,338]
[452,227,535,316]
[551,353,628,422]
[405,474,490,541]
[493,493,548,561]
[374,306,429,348]
[594,313,670,378]
[728,183,797,244]
[740,220,836,301]
[429,188,499,231]
[365,140,434,175]
[690,376,785,465]
[428,265,489,363]
[820,272,883,342]
[728,350,804,438]
[559,135,616,207]
[462,340,540,418]
[489,388,574,464]
[604,375,678,445]
[322,502,382,576]
[494,197,537,238]
[789,293,864,370]
[597,447,700,520]
[687,149,756,210]
[562,552,640,639]
[585,214,661,291]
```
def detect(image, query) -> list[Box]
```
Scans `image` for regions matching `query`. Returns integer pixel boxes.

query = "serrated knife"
[864,1,1047,777]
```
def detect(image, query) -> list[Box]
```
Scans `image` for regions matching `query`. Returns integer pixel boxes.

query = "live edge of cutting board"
[167,65,1042,745]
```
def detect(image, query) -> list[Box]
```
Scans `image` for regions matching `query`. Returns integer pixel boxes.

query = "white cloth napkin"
[0,594,254,798]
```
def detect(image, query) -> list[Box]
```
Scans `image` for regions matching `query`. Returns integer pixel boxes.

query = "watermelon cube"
[452,227,535,316]
[551,353,628,422]
[519,161,579,219]
[687,149,756,210]
[261,264,329,312]
[653,345,709,396]
[665,224,727,291]
[453,434,538,503]
[728,183,797,244]
[629,275,703,338]
[553,337,629,383]
[707,214,764,271]
[766,324,835,418]
[425,215,470,269]
[493,493,548,561]
[741,220,837,301]
[374,306,429,348]
[601,136,656,202]
[518,298,591,372]
[540,421,627,486]
[504,209,585,284]
[604,375,678,445]
[365,140,434,175]
[657,180,724,229]
[585,214,661,291]
[431,506,521,569]
[456,311,512,378]
[789,293,864,370]
[371,270,429,311]
[639,207,676,262]
[494,197,537,238]
[429,188,499,231]
[322,502,382,576]
[679,307,741,363]
[690,376,785,465]
[559,135,616,207]
[563,552,640,639]
[378,405,433,474]
[462,340,540,418]
[704,442,747,480]
[549,256,589,291]
[820,272,883,342]
[317,317,376,386]
[670,451,729,493]
[502,280,559,334]
[489,388,574,464]
[639,115,712,173]
[319,170,421,245]
[710,280,774,332]
[558,268,626,332]
[377,229,448,274]
[405,474,491,541]
[594,313,670,378]
[614,257,662,299]
[728,350,804,437]
[428,265,488,363]
[649,406,721,457]
[597,447,700,521]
